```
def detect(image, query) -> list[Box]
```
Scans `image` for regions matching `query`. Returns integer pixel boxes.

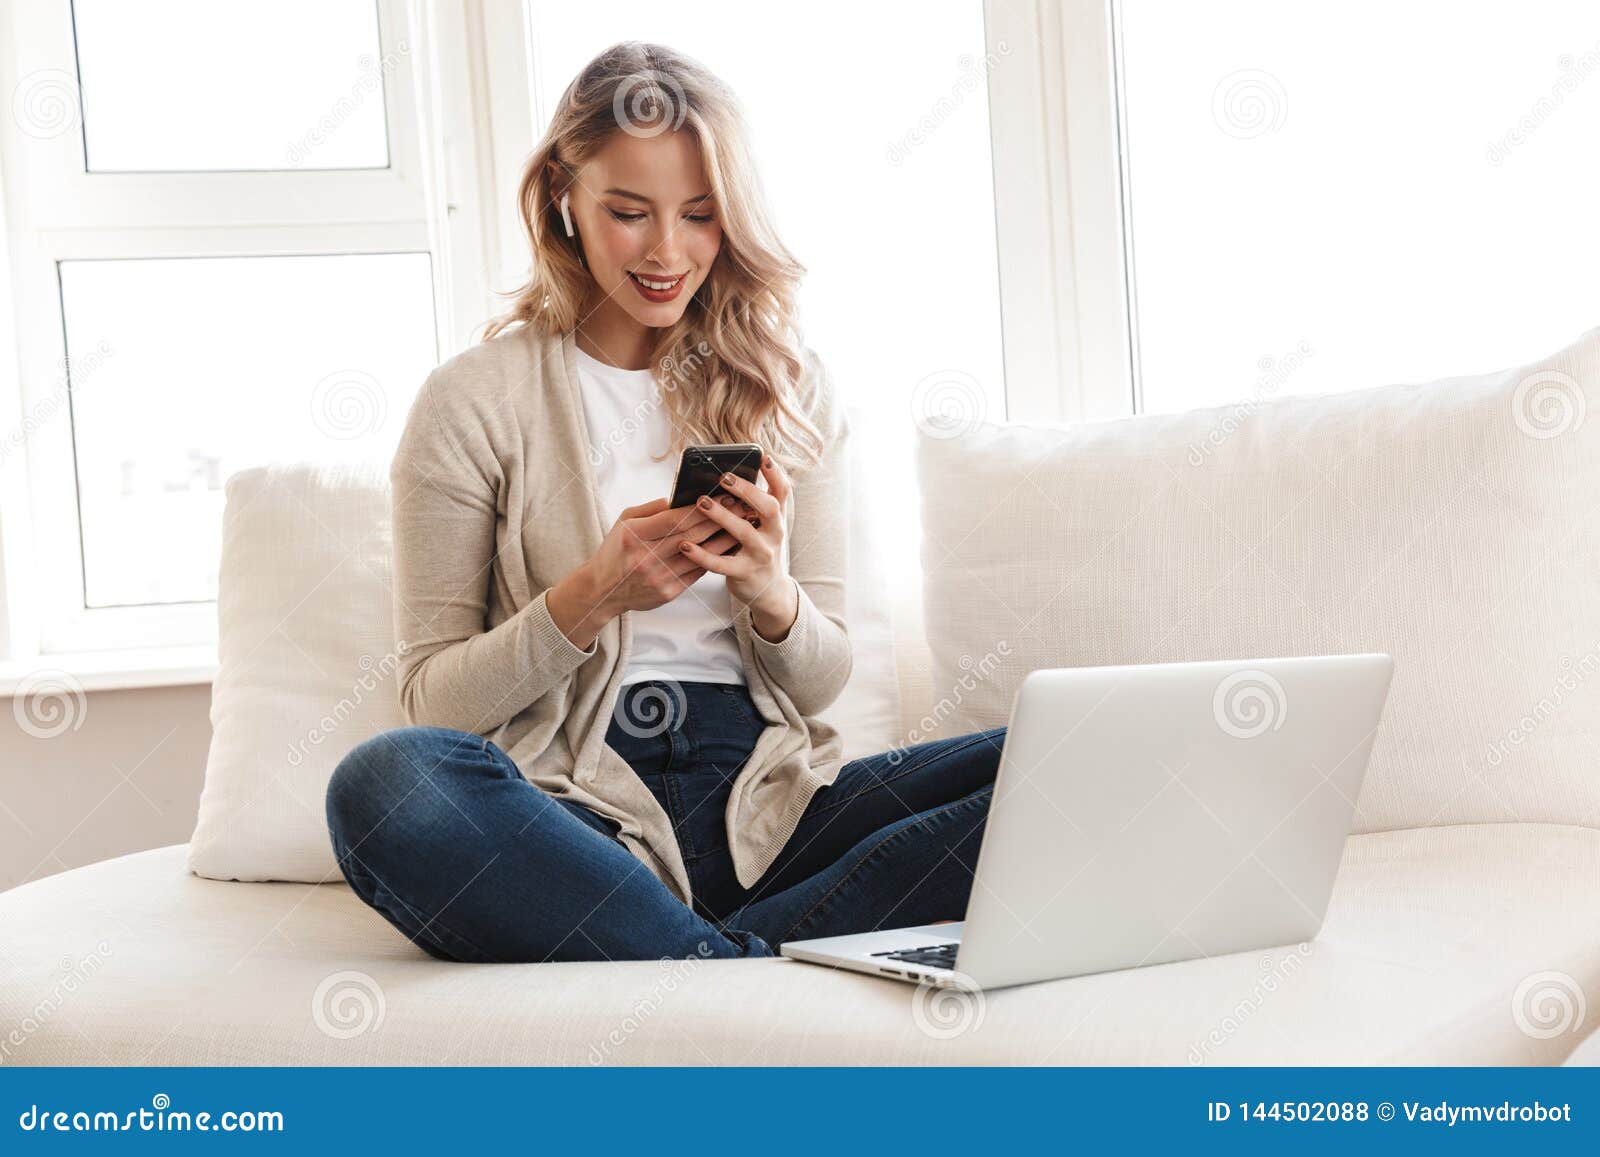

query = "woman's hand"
[591,496,751,613]
[548,496,744,649]
[676,455,800,641]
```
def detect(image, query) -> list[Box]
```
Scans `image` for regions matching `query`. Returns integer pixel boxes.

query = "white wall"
[0,683,210,891]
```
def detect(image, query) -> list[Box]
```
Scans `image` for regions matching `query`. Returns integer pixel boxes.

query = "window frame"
[0,0,1132,692]
[0,0,485,688]
[986,0,1135,425]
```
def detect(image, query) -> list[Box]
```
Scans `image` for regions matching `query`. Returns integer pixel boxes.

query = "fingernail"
[722,472,736,485]
[679,541,691,552]
[764,456,774,468]
[697,495,711,509]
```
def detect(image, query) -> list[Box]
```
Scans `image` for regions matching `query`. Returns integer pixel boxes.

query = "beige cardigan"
[388,324,854,906]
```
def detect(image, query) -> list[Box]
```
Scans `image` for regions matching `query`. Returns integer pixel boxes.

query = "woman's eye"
[607,209,714,224]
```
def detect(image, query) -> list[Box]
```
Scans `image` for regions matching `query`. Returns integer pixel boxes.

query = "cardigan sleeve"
[389,371,597,734]
[745,351,853,716]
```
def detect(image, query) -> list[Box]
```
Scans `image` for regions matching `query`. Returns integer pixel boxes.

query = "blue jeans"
[325,680,1006,962]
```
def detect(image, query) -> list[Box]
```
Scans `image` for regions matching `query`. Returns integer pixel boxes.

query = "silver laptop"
[781,654,1394,990]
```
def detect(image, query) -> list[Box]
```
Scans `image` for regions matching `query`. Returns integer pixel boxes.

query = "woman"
[325,41,1006,963]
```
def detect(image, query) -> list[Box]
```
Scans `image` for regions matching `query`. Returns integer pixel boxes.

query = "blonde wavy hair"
[480,42,825,472]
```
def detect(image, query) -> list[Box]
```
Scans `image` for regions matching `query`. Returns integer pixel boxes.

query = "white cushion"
[188,414,901,883]
[188,461,399,883]
[917,326,1600,834]
[818,405,902,762]
[1565,1027,1600,1066]
[5,825,1597,1063]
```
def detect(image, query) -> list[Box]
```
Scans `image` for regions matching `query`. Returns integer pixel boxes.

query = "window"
[73,0,390,172]
[1,0,439,661]
[58,252,435,607]
[1115,0,1600,416]
[0,0,1080,680]
[527,0,1008,581]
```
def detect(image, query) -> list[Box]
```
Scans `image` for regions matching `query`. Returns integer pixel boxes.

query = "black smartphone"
[668,443,764,509]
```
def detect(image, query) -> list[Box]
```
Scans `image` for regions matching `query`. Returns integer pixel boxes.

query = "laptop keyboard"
[873,942,958,969]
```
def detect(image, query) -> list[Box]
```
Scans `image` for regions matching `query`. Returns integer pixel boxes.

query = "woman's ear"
[552,187,586,268]
[546,162,576,235]
[546,164,586,266]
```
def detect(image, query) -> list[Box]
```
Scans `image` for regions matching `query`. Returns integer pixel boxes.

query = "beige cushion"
[188,410,901,884]
[825,406,903,760]
[917,326,1600,833]
[3,825,1596,1064]
[188,460,397,883]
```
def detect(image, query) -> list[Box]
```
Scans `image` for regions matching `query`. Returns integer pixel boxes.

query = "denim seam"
[657,750,698,863]
[776,789,989,946]
[802,731,998,822]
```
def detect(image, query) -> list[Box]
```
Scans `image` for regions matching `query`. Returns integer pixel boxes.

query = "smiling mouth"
[628,271,688,291]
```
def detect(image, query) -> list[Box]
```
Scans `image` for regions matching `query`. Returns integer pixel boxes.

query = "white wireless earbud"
[560,192,575,238]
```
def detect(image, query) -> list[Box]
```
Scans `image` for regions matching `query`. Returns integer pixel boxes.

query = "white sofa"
[4,331,1599,1066]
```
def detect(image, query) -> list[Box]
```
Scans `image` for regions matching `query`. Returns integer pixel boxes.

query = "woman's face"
[567,130,723,331]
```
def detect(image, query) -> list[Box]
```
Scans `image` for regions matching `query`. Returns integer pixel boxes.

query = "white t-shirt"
[574,346,746,687]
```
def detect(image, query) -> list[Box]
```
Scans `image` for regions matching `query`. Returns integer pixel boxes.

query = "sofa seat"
[4,823,1597,1066]
[1566,1027,1600,1065]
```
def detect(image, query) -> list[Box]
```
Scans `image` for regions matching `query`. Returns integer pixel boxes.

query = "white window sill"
[0,645,218,698]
